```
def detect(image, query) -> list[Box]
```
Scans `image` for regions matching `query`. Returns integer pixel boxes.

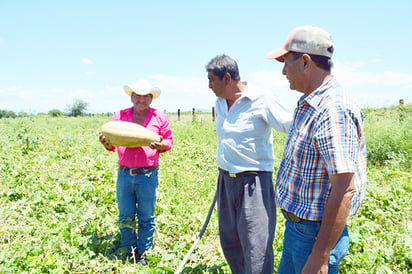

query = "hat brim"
[266,48,288,62]
[123,85,161,99]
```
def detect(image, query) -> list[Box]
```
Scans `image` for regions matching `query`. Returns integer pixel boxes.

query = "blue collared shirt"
[276,77,367,220]
[215,84,293,173]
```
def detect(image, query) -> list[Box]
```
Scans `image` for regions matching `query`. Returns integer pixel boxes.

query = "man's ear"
[302,54,311,69]
[223,72,231,83]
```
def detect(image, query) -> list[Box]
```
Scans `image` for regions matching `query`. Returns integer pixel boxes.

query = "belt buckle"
[228,172,237,178]
[129,168,137,176]
[288,212,301,222]
[282,210,301,222]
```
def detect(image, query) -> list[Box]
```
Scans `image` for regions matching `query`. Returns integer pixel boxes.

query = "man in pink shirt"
[99,80,173,265]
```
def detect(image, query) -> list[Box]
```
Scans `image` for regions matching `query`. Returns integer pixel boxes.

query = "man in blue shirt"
[206,54,292,273]
[266,25,367,273]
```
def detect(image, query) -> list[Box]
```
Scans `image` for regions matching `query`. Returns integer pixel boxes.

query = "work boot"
[137,253,148,266]
[128,250,148,266]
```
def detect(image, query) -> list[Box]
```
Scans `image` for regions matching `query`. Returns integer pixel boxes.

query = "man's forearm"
[305,173,355,269]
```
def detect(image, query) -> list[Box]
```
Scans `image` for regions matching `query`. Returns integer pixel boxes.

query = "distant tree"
[48,109,64,117]
[67,99,88,117]
[18,111,29,117]
[0,110,17,118]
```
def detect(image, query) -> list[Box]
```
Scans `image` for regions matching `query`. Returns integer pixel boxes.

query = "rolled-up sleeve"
[158,116,173,152]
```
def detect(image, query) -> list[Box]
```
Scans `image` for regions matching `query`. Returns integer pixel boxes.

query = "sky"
[1,0,411,114]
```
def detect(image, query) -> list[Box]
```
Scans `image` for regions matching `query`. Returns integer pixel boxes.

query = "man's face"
[208,70,226,98]
[131,93,152,113]
[282,52,304,92]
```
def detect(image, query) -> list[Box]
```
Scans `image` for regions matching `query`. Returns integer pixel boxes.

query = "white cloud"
[334,61,412,88]
[85,71,96,75]
[1,61,411,114]
[81,58,94,65]
[246,70,301,110]
[50,88,64,94]
[333,60,412,107]
[0,85,21,95]
[82,75,216,114]
[149,74,215,112]
[246,61,412,109]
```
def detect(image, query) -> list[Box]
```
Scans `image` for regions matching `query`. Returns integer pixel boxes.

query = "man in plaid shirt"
[266,25,367,273]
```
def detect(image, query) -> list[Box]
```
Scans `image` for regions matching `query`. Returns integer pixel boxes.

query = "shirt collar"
[298,76,335,108]
[240,84,259,101]
[127,106,155,117]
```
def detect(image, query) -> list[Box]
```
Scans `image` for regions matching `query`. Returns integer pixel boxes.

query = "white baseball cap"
[266,25,334,62]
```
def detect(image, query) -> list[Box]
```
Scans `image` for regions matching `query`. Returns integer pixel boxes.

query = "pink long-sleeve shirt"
[109,107,173,168]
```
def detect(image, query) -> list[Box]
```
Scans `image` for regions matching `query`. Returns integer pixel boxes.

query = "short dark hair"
[290,51,333,72]
[205,54,240,81]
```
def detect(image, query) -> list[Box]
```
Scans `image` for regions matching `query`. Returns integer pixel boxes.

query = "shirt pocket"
[224,112,256,132]
[288,127,316,164]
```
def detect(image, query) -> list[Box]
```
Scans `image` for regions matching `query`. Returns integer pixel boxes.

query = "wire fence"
[1,107,218,122]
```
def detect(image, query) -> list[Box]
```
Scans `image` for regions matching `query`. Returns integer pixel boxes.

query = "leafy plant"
[15,125,39,155]
[0,110,410,273]
[364,108,412,169]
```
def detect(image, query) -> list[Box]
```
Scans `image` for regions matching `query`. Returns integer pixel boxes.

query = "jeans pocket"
[293,220,321,239]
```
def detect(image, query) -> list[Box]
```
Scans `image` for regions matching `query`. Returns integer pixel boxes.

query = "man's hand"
[99,132,114,150]
[149,141,166,150]
[150,136,166,150]
[302,253,329,274]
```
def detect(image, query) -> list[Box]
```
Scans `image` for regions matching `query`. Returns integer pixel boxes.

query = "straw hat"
[123,79,161,99]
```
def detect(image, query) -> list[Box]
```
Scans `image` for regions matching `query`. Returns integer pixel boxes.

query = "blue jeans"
[116,167,158,254]
[278,220,349,274]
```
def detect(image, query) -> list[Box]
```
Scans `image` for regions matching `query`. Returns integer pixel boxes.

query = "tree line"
[2,99,409,119]
[1,99,89,118]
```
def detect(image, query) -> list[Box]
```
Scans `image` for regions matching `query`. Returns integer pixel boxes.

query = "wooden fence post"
[212,107,215,122]
[178,109,181,121]
[192,108,195,122]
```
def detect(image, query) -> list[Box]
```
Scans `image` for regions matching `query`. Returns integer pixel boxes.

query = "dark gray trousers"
[217,170,276,274]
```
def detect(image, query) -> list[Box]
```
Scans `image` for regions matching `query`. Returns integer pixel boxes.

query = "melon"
[100,121,161,147]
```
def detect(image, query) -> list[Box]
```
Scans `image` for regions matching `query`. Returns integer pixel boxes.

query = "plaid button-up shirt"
[275,77,367,221]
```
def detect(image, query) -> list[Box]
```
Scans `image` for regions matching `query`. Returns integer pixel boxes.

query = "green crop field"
[0,108,411,273]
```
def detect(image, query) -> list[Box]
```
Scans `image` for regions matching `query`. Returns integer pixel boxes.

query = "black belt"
[281,209,304,223]
[119,165,158,176]
[219,168,258,178]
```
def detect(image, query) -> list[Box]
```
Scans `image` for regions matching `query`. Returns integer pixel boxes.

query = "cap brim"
[266,48,288,62]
